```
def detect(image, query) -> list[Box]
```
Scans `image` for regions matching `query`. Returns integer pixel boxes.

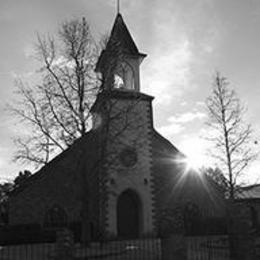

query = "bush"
[0,222,81,245]
[185,217,228,236]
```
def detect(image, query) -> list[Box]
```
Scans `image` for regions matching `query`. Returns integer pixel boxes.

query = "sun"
[184,153,205,171]
[179,137,210,171]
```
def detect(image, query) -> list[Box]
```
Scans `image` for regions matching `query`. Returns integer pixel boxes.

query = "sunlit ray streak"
[160,154,223,210]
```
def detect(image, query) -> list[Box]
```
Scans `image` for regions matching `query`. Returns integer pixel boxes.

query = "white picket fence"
[187,235,230,260]
[0,243,56,260]
[0,238,161,260]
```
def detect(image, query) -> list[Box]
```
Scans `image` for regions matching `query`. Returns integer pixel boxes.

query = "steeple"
[96,13,146,92]
[107,13,141,56]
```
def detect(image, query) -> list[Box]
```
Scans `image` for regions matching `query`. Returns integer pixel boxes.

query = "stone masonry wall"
[9,147,84,226]
[103,96,155,238]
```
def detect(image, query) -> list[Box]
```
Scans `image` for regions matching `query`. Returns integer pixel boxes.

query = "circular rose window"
[119,147,138,167]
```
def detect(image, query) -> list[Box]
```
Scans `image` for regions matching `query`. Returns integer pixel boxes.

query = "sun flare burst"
[184,154,205,172]
[179,137,210,172]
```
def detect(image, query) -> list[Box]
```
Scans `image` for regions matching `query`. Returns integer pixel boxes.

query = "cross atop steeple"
[117,0,120,14]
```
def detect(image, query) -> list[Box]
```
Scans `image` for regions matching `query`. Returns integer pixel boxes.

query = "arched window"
[44,205,68,228]
[114,61,134,90]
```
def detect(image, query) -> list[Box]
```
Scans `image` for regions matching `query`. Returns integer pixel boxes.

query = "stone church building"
[8,14,226,240]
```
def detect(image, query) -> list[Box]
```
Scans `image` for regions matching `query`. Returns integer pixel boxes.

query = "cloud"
[158,110,207,139]
[168,111,207,124]
[158,123,185,137]
[23,45,35,59]
[196,101,205,107]
[139,0,222,110]
[143,38,193,105]
[181,101,188,107]
[10,71,35,81]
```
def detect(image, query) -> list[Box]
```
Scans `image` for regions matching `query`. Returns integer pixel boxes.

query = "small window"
[44,205,68,228]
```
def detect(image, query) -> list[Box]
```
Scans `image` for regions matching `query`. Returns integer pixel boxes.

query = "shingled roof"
[236,184,260,199]
[9,130,101,197]
[96,13,146,73]
[108,13,139,55]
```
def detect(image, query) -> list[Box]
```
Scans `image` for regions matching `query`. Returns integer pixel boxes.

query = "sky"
[1,0,260,183]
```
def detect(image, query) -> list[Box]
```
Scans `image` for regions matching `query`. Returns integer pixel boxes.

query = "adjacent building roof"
[236,184,260,199]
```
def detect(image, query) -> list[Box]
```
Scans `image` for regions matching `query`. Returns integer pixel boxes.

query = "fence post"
[55,228,74,260]
[228,201,256,260]
[162,234,187,260]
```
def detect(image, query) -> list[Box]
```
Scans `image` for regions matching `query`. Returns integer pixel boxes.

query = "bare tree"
[206,72,257,199]
[9,18,100,167]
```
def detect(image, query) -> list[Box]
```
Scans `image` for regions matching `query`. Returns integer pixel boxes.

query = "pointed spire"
[108,13,140,55]
[95,13,146,73]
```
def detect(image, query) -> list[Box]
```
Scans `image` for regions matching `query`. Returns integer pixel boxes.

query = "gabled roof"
[152,129,182,158]
[9,130,101,197]
[10,128,182,197]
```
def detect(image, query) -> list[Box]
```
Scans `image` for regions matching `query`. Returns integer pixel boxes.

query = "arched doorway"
[117,190,141,238]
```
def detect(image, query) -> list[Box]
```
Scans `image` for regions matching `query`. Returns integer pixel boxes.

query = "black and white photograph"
[0,0,260,259]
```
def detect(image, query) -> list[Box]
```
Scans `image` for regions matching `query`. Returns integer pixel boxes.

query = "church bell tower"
[92,13,156,239]
[95,13,146,92]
